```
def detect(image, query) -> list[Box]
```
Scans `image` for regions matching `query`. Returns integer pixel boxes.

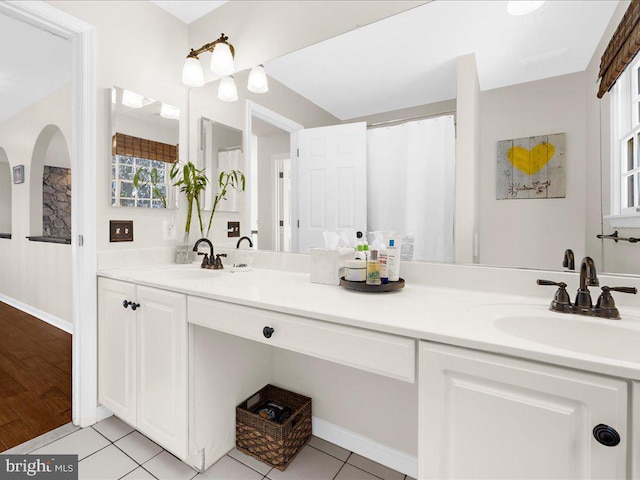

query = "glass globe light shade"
[218,76,238,102]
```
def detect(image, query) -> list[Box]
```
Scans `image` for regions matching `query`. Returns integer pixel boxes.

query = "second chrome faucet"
[538,256,637,319]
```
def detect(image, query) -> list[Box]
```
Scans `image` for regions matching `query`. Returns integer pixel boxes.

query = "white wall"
[113,116,179,147]
[274,350,418,456]
[0,84,72,323]
[43,130,71,168]
[478,72,587,271]
[49,0,190,254]
[257,132,290,251]
[0,151,10,233]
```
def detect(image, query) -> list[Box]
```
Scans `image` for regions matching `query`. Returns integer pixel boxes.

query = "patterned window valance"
[598,0,640,98]
[112,132,178,163]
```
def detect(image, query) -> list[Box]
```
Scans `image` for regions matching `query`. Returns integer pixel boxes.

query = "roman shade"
[598,0,640,98]
[112,132,178,163]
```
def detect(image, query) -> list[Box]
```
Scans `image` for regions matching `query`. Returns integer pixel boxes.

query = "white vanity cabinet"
[98,277,188,458]
[418,342,628,480]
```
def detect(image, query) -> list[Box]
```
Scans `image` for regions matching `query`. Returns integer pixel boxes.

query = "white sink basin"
[469,304,640,363]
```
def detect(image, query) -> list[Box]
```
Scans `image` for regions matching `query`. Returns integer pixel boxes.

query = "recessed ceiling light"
[507,1,545,16]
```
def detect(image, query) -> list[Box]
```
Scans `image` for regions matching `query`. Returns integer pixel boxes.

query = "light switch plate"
[110,220,134,242]
[228,221,240,238]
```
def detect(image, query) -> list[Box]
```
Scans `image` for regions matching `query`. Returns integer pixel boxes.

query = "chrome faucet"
[562,249,575,270]
[537,256,636,319]
[575,256,599,310]
[193,238,215,269]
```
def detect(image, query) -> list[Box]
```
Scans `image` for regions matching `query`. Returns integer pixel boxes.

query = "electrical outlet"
[163,220,177,240]
[228,221,240,238]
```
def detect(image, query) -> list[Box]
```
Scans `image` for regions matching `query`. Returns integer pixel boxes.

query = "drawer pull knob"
[263,326,274,338]
[122,300,141,311]
[593,424,620,447]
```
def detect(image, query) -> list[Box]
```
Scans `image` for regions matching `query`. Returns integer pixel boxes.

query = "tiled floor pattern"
[22,416,416,480]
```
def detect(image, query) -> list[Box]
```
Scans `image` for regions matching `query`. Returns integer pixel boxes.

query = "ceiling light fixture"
[507,1,545,16]
[247,65,269,93]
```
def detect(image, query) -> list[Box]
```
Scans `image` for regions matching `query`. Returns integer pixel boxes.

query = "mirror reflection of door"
[274,154,292,252]
[0,148,11,237]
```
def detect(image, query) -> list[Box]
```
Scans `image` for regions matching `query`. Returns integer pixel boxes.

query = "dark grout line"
[306,443,351,463]
[227,453,271,477]
[140,465,160,480]
[76,443,113,463]
[331,460,348,480]
[91,425,116,444]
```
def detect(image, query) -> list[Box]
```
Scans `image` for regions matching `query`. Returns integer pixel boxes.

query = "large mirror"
[192,1,634,274]
[111,86,179,209]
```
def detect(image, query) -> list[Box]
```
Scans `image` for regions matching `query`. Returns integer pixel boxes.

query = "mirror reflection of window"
[111,86,179,209]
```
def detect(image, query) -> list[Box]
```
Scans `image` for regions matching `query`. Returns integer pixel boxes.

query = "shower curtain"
[367,115,455,263]
[217,148,243,212]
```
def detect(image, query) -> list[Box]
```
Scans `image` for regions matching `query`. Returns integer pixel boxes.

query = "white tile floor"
[17,416,415,480]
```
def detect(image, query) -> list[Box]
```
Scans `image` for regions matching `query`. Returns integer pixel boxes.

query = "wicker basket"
[236,384,312,471]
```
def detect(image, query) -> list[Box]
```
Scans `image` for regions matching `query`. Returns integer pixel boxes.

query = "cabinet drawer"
[188,297,415,383]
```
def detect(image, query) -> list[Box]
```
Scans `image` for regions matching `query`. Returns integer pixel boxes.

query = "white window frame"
[607,56,640,227]
[112,154,172,208]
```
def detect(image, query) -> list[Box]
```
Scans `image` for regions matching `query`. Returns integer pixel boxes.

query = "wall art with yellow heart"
[496,133,566,200]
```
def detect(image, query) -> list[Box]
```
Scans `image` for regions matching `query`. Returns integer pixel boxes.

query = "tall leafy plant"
[205,170,246,238]
[169,161,208,241]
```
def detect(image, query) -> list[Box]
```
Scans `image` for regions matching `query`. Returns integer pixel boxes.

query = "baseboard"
[312,417,418,479]
[0,293,73,334]
[95,405,113,423]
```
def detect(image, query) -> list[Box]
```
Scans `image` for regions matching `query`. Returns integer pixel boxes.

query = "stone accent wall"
[43,166,71,239]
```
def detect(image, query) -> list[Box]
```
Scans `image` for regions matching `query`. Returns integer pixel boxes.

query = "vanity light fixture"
[160,103,180,120]
[507,1,545,16]
[247,65,269,93]
[218,76,238,102]
[122,89,144,109]
[182,33,235,88]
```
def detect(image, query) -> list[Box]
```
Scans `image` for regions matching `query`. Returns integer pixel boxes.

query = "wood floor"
[0,301,72,451]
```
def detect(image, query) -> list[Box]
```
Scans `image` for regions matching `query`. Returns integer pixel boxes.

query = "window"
[111,155,169,208]
[608,56,640,227]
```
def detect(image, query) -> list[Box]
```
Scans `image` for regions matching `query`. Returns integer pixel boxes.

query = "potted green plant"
[204,170,246,238]
[133,167,167,208]
[169,161,208,263]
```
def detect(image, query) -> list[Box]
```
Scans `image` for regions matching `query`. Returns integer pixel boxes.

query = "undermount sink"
[469,304,640,363]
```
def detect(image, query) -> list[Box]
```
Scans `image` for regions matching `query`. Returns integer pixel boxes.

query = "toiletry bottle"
[354,242,366,261]
[366,250,381,285]
[379,247,389,284]
[387,239,400,282]
[363,242,370,261]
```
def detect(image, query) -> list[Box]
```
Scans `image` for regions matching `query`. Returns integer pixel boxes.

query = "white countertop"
[98,263,640,381]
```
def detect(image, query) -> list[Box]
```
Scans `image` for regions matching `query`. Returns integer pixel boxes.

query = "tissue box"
[310,247,355,286]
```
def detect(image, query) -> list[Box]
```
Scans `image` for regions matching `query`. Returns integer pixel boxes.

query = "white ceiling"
[150,1,227,24]
[0,13,71,124]
[264,1,619,120]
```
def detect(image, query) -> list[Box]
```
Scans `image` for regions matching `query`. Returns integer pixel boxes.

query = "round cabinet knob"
[123,300,129,309]
[593,424,620,447]
[130,303,141,311]
[263,326,274,339]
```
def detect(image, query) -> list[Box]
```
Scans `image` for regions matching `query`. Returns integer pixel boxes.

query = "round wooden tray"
[339,277,405,292]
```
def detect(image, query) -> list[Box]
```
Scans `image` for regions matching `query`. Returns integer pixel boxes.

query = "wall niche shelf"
[26,236,71,245]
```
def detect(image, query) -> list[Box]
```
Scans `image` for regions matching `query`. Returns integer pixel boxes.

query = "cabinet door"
[98,278,137,426]
[419,342,627,480]
[135,285,188,458]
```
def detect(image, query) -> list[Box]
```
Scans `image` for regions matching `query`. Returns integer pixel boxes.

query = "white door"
[296,122,367,252]
[136,286,188,458]
[419,342,627,480]
[98,278,137,426]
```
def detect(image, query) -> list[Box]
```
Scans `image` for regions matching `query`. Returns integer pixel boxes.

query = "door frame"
[0,1,98,427]
[244,101,303,249]
[273,153,291,251]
